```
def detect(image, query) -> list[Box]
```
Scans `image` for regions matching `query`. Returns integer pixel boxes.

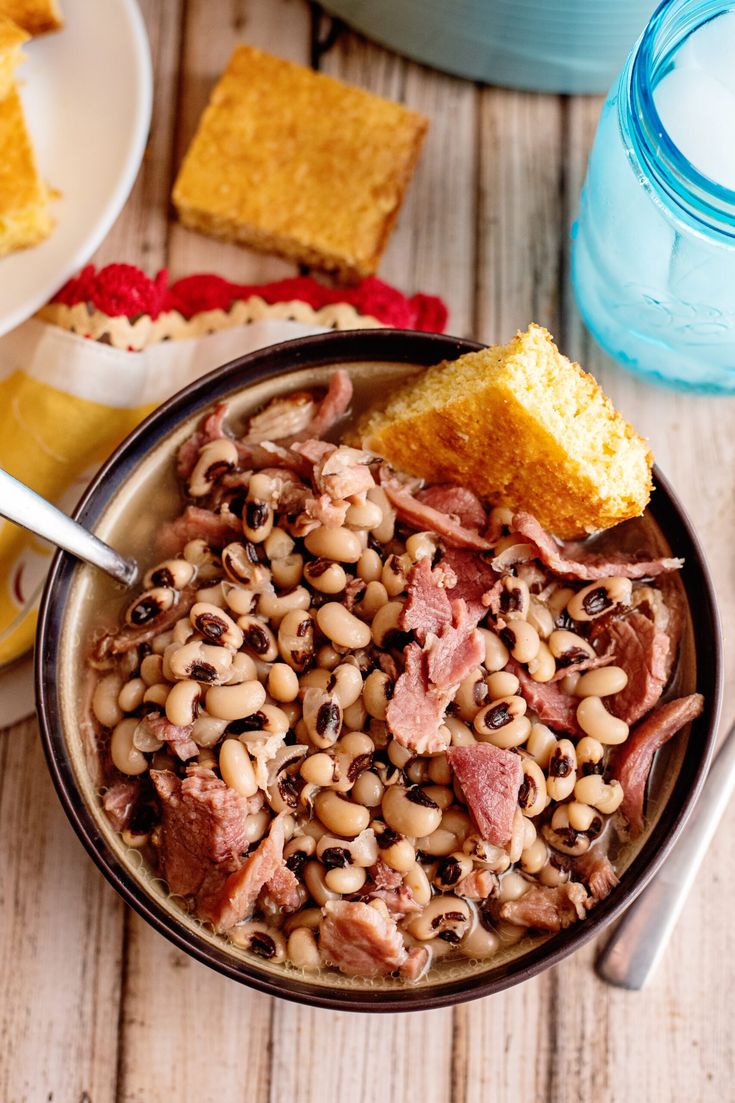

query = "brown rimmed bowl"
[36,329,722,1012]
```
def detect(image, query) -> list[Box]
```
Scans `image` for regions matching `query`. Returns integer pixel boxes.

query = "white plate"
[0,0,152,336]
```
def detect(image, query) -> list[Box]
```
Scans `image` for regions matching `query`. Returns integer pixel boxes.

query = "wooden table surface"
[3,2,734,1100]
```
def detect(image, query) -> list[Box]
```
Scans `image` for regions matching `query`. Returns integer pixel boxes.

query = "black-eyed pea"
[406,895,471,943]
[462,835,511,873]
[304,525,362,563]
[474,701,531,750]
[547,586,576,622]
[363,669,393,720]
[485,670,520,700]
[144,557,197,590]
[230,922,286,962]
[520,835,548,875]
[526,723,556,768]
[284,906,322,934]
[166,679,202,725]
[302,688,342,749]
[366,486,395,544]
[188,438,238,497]
[278,609,315,673]
[381,553,411,597]
[356,580,389,620]
[328,663,364,709]
[403,861,432,906]
[387,739,413,769]
[527,599,555,640]
[454,668,489,722]
[567,801,603,834]
[287,927,321,970]
[190,602,243,650]
[527,640,556,683]
[518,757,547,818]
[204,679,266,722]
[428,754,452,786]
[405,530,439,562]
[243,809,272,845]
[194,582,228,609]
[242,497,274,544]
[432,852,473,891]
[406,759,430,785]
[345,497,383,530]
[300,668,332,693]
[224,652,259,687]
[351,770,384,808]
[190,715,228,747]
[574,774,624,814]
[507,807,528,863]
[477,628,510,673]
[140,654,164,686]
[488,505,514,534]
[271,554,304,589]
[300,752,336,787]
[172,617,195,646]
[497,576,530,621]
[577,696,629,745]
[133,716,164,753]
[445,716,476,746]
[169,640,234,683]
[567,577,633,621]
[543,806,590,856]
[92,673,124,728]
[237,615,278,662]
[371,600,404,648]
[546,739,577,800]
[125,587,177,630]
[150,630,174,655]
[303,558,347,595]
[492,540,535,570]
[317,828,378,869]
[143,682,170,709]
[575,665,629,698]
[263,525,295,561]
[110,718,148,776]
[539,853,572,887]
[382,785,442,837]
[304,860,340,906]
[499,621,540,664]
[324,865,367,894]
[118,678,145,713]
[548,629,595,670]
[314,645,341,671]
[257,586,311,626]
[182,538,221,580]
[357,548,382,583]
[219,738,258,797]
[221,582,257,618]
[460,920,501,960]
[343,696,368,732]
[313,790,370,837]
[497,870,531,903]
[316,602,371,650]
[119,651,140,679]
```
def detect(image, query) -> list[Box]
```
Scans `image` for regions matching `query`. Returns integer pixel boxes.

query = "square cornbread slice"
[358,324,653,538]
[0,16,28,100]
[0,85,54,255]
[0,0,62,35]
[172,45,428,278]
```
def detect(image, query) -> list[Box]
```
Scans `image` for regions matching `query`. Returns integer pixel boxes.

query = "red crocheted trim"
[52,265,448,333]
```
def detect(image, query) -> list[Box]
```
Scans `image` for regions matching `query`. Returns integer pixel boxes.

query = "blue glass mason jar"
[572,0,735,392]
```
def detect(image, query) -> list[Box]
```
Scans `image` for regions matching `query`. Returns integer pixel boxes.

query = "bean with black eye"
[454,669,489,722]
[518,757,547,818]
[230,922,286,962]
[125,587,177,628]
[168,639,234,683]
[242,498,274,543]
[302,687,343,749]
[221,542,271,589]
[190,601,243,650]
[237,615,278,661]
[432,853,473,891]
[143,558,196,590]
[497,576,530,621]
[188,438,239,497]
[548,629,595,669]
[183,539,221,581]
[406,895,471,943]
[278,609,315,673]
[303,558,347,595]
[567,577,633,622]
[382,785,442,837]
[546,738,577,800]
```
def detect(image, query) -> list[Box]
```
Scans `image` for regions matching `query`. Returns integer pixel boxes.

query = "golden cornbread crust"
[172,45,428,279]
[0,15,28,100]
[0,85,53,255]
[358,325,654,539]
[0,0,62,35]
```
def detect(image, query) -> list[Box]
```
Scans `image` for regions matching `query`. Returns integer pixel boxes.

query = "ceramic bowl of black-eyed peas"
[36,329,721,1011]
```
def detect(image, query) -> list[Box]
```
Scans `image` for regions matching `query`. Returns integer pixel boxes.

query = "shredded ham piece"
[447,744,522,845]
[384,484,492,550]
[197,814,288,932]
[416,485,487,531]
[400,557,453,643]
[499,882,589,932]
[319,900,408,977]
[605,611,671,724]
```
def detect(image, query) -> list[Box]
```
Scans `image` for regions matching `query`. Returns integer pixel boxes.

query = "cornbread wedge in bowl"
[36,330,719,1011]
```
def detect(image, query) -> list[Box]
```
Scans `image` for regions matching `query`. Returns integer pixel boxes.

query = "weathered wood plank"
[0,719,123,1103]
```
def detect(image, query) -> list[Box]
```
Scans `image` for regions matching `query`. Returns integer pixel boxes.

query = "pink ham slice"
[151,766,253,897]
[299,369,353,439]
[319,900,408,977]
[102,780,139,832]
[424,600,485,688]
[386,643,451,755]
[446,744,523,846]
[499,882,589,932]
[365,861,421,916]
[440,549,498,624]
[399,557,453,642]
[574,848,619,903]
[606,611,671,725]
[158,505,241,555]
[384,484,492,550]
[261,863,302,913]
[399,946,430,981]
[197,814,287,932]
[510,512,684,581]
[145,715,198,761]
[416,485,487,531]
[510,661,583,737]
[610,693,704,836]
[455,869,496,901]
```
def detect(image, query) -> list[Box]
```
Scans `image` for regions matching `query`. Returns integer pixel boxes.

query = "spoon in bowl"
[0,468,139,587]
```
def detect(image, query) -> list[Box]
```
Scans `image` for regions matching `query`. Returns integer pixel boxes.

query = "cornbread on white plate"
[0,85,54,256]
[0,15,27,100]
[358,324,653,538]
[173,45,428,279]
[0,0,62,35]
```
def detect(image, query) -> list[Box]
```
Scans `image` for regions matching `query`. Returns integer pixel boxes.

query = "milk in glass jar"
[572,0,735,392]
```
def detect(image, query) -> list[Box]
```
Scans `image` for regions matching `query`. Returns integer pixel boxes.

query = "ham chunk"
[610,694,704,835]
[440,549,498,624]
[158,505,241,555]
[384,484,492,550]
[456,869,497,901]
[197,814,287,932]
[145,715,198,761]
[446,744,523,846]
[574,848,619,903]
[425,600,485,688]
[499,882,589,931]
[261,863,302,913]
[416,485,487,531]
[299,369,353,439]
[510,661,582,737]
[510,512,683,580]
[319,900,408,977]
[400,557,453,642]
[386,643,451,755]
[606,612,670,725]
[102,781,139,833]
[151,766,252,897]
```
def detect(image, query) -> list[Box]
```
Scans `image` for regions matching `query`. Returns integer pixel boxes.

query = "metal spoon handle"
[0,468,138,587]
[596,717,735,990]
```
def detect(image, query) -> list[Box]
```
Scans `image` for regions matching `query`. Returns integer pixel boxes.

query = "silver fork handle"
[0,467,138,587]
[596,717,735,989]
